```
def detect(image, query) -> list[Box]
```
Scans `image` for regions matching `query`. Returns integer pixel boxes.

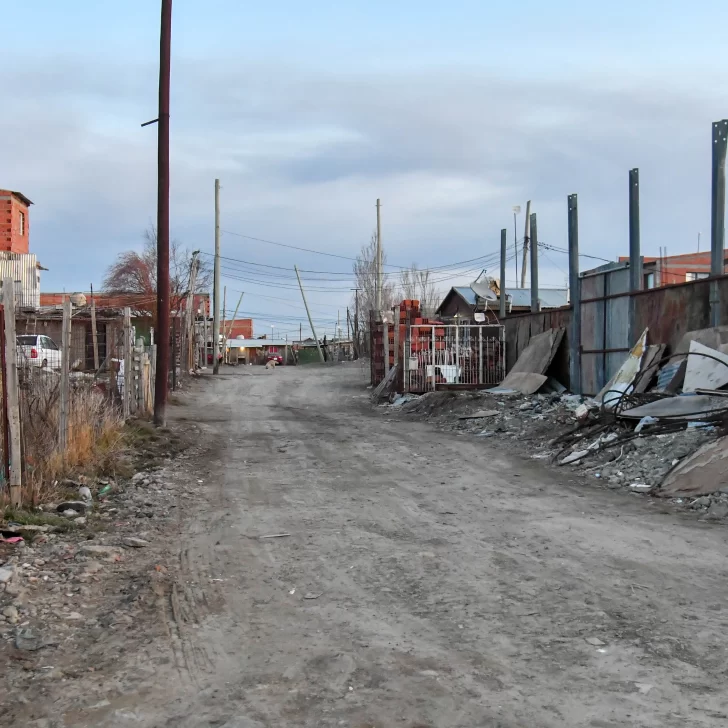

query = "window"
[686,271,709,281]
[18,211,25,236]
[644,272,655,289]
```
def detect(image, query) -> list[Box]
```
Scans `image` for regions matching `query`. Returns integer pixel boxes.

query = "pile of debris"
[385,324,728,516]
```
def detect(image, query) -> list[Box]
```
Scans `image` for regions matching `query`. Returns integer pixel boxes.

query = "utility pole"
[352,288,360,359]
[221,285,226,364]
[153,0,172,426]
[213,178,221,373]
[294,265,325,363]
[184,252,199,370]
[375,198,383,313]
[225,291,244,342]
[346,307,351,340]
[499,228,507,319]
[512,205,520,284]
[520,200,532,288]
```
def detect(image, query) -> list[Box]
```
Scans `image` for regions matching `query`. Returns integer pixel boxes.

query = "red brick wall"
[0,190,30,254]
[227,319,253,339]
[618,252,726,286]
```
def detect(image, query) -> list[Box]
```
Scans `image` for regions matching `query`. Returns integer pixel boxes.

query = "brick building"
[225,318,254,339]
[618,251,728,288]
[0,190,32,254]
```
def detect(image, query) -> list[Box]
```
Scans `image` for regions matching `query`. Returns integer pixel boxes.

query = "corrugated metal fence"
[503,273,728,395]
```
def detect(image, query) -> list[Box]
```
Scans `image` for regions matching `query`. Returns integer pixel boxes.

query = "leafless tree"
[352,230,398,354]
[399,264,440,317]
[103,226,211,322]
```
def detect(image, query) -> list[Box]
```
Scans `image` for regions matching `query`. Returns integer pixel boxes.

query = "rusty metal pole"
[154,0,172,426]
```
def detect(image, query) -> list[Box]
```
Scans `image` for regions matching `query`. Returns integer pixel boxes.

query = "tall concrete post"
[568,194,581,394]
[530,212,539,313]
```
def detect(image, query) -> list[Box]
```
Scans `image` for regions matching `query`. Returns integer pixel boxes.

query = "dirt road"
[23,364,728,726]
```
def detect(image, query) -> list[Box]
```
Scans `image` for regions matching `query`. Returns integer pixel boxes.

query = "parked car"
[266,350,284,365]
[17,334,62,369]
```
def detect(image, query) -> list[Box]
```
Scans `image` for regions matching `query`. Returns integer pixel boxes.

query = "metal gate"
[404,324,505,393]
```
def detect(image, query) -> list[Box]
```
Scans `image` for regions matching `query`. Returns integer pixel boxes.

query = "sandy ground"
[8,363,728,727]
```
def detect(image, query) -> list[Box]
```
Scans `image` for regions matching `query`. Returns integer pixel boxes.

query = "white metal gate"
[404,324,505,393]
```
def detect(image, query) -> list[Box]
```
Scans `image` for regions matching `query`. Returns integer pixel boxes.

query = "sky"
[3,0,728,337]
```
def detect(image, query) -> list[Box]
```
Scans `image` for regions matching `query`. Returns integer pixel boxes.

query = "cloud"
[1,53,726,333]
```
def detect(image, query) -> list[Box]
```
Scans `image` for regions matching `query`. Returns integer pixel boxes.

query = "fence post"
[383,321,390,375]
[710,120,728,327]
[568,194,582,394]
[530,212,540,313]
[123,307,132,419]
[90,286,100,371]
[59,297,72,451]
[2,280,21,507]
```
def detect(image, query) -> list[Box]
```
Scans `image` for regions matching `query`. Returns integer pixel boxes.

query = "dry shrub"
[11,370,127,506]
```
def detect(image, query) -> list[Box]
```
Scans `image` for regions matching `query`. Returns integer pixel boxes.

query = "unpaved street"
[15,364,728,726]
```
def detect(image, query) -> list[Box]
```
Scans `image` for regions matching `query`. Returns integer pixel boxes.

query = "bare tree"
[352,230,398,353]
[399,264,440,317]
[103,226,211,322]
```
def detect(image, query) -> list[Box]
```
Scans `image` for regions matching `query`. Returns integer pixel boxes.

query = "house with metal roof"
[435,281,568,320]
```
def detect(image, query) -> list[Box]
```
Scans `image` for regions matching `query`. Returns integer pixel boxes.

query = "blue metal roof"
[453,286,477,305]
[505,288,568,308]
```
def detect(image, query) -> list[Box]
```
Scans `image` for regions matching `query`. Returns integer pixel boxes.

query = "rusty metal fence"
[404,324,505,393]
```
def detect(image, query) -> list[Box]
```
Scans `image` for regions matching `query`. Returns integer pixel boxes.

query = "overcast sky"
[3,1,727,337]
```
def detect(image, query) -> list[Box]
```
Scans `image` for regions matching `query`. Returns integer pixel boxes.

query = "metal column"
[568,194,581,394]
[499,228,507,319]
[628,168,642,291]
[710,120,728,327]
[530,212,539,313]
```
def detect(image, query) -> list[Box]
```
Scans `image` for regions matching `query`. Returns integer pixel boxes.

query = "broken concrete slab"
[683,340,728,392]
[488,372,548,396]
[595,329,647,409]
[633,344,666,393]
[458,410,499,420]
[658,434,728,497]
[508,328,565,377]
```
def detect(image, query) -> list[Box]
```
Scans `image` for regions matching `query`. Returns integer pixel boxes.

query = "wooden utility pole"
[184,252,199,370]
[520,200,532,288]
[213,178,221,373]
[90,283,99,371]
[354,288,360,358]
[375,199,383,313]
[224,291,244,342]
[59,298,72,451]
[294,266,325,363]
[153,0,172,426]
[3,279,22,507]
[221,285,226,364]
[123,307,132,418]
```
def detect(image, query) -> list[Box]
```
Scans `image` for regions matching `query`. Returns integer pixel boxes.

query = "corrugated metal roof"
[505,288,569,308]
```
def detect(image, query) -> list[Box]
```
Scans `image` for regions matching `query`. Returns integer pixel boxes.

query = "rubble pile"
[0,426,207,705]
[387,388,724,508]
